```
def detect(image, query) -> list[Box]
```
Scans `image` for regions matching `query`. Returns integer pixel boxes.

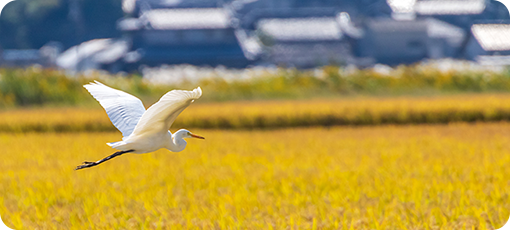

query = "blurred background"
[0,0,509,74]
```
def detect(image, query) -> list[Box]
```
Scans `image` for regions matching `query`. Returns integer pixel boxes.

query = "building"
[465,23,510,65]
[0,42,62,68]
[357,18,465,65]
[256,16,355,68]
[118,8,255,68]
[231,0,392,30]
[413,0,510,30]
[126,0,231,16]
[56,39,129,73]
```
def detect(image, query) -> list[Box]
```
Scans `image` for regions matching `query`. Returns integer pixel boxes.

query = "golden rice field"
[1,122,510,229]
[3,94,510,132]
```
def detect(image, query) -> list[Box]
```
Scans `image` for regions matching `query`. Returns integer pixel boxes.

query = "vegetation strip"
[2,94,510,132]
[2,65,510,107]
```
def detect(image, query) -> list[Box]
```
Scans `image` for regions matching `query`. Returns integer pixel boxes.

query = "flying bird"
[76,81,204,170]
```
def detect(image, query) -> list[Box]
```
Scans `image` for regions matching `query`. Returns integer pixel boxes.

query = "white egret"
[76,81,204,170]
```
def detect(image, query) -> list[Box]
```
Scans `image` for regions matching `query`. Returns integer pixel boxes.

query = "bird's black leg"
[75,150,134,170]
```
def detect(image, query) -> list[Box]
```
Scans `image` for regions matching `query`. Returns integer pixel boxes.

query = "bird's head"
[176,129,205,140]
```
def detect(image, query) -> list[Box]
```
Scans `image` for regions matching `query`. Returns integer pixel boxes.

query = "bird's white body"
[109,130,186,153]
[83,81,203,155]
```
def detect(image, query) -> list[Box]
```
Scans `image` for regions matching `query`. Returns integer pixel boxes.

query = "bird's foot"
[75,161,98,170]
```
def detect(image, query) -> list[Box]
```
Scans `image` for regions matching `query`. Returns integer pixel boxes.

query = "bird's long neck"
[166,130,187,152]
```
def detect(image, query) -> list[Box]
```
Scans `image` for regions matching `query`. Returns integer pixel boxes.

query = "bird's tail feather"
[107,141,125,149]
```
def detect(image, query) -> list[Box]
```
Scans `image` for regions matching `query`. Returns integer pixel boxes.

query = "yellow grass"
[3,94,510,132]
[177,93,510,128]
[1,123,510,229]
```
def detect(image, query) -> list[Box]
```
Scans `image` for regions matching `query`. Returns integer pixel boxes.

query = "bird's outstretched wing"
[130,87,202,137]
[84,81,146,138]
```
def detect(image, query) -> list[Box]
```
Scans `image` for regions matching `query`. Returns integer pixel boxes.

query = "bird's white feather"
[130,87,202,137]
[83,80,146,138]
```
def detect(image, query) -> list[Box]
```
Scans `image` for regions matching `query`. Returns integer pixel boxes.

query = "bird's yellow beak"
[190,133,205,139]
